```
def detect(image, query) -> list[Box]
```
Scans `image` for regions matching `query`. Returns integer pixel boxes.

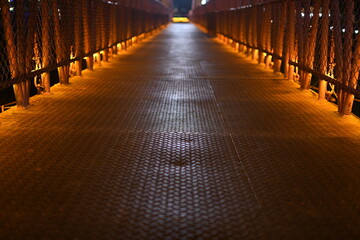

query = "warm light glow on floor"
[172,17,190,23]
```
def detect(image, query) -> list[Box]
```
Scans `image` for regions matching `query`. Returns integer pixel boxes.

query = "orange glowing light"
[172,17,190,23]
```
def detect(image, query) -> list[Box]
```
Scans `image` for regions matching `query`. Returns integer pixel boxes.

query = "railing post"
[82,0,94,70]
[52,0,71,84]
[0,0,20,105]
[251,6,258,61]
[285,1,296,81]
[41,0,51,93]
[339,0,355,114]
[302,0,320,89]
[258,5,266,64]
[273,2,287,73]
[264,5,272,69]
[318,0,330,99]
[74,0,83,77]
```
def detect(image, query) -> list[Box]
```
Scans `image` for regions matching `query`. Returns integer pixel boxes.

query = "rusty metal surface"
[1,23,360,239]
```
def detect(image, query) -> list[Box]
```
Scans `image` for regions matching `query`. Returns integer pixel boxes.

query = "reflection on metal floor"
[1,23,360,239]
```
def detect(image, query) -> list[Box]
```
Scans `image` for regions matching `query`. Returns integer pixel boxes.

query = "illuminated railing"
[0,0,171,108]
[191,0,360,115]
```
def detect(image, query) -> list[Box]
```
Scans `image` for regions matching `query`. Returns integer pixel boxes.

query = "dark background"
[173,0,192,16]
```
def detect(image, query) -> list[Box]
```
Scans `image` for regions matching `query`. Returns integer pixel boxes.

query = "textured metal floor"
[1,23,360,239]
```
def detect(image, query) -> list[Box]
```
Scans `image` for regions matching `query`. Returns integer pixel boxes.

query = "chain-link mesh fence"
[0,0,170,108]
[192,0,360,115]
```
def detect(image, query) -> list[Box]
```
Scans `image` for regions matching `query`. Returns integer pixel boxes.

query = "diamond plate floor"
[1,23,360,239]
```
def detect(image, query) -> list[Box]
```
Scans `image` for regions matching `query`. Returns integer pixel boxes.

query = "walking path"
[1,23,360,239]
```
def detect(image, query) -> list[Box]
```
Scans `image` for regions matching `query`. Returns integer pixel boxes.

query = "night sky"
[173,0,192,15]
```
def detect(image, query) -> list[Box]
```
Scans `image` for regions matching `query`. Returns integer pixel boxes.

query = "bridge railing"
[0,0,171,108]
[191,0,360,115]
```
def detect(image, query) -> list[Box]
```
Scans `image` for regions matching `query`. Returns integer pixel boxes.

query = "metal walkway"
[1,23,360,239]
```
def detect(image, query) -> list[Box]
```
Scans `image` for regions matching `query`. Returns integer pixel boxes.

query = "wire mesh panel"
[191,0,360,115]
[0,0,171,108]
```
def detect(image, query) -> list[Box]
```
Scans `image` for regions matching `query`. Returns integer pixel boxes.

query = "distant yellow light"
[172,17,190,23]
